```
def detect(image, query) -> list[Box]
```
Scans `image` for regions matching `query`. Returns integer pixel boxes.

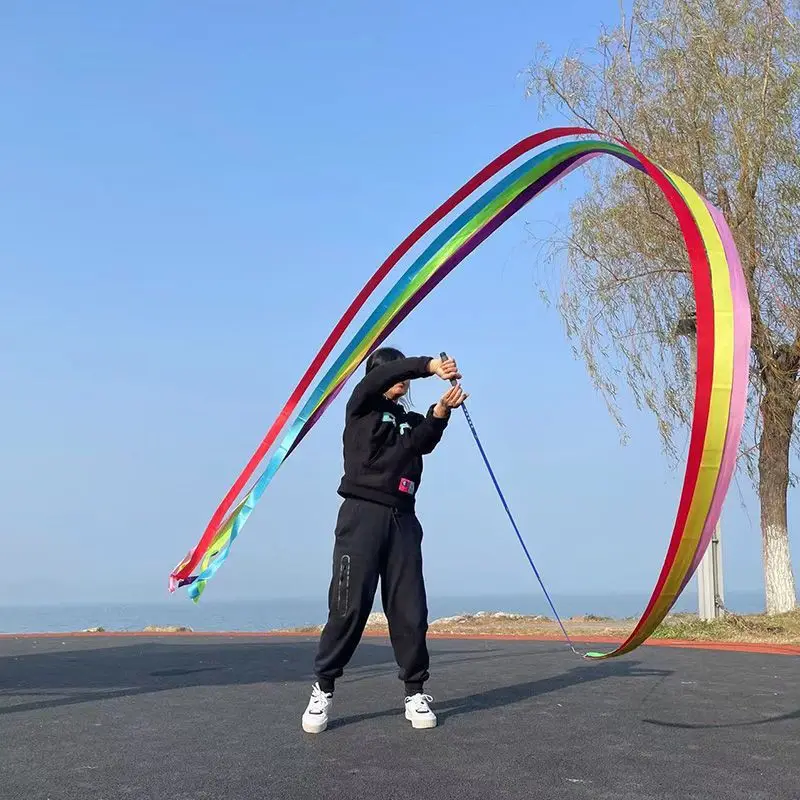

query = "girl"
[301,348,467,733]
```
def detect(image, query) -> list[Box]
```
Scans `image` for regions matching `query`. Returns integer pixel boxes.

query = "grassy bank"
[651,610,800,643]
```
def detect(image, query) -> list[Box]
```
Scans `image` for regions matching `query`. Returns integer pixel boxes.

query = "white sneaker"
[301,682,333,734]
[404,693,437,729]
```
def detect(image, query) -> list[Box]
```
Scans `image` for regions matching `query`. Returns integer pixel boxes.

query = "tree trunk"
[758,382,798,614]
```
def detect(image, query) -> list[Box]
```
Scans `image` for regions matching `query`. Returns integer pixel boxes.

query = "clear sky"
[1,0,795,610]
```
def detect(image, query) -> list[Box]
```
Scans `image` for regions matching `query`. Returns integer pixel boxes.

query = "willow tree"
[526,0,800,613]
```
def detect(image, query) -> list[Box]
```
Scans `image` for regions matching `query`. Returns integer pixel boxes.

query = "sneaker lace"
[310,684,330,711]
[409,693,433,711]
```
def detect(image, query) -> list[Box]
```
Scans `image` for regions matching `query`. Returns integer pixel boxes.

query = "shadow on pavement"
[0,640,388,715]
[643,707,800,729]
[0,639,569,717]
[331,659,671,729]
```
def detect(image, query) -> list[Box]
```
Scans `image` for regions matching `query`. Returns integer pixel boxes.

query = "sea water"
[0,591,766,634]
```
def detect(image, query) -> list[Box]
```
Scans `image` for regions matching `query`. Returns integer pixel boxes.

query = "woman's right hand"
[433,385,469,418]
[429,356,461,383]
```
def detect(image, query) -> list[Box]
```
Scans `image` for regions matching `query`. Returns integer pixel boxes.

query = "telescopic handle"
[439,351,458,386]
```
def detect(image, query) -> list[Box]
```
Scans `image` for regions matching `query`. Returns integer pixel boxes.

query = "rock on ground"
[142,625,194,633]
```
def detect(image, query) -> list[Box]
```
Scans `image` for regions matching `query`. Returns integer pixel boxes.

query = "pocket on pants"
[336,554,351,616]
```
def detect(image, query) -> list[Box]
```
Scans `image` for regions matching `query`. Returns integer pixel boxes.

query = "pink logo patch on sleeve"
[398,478,416,495]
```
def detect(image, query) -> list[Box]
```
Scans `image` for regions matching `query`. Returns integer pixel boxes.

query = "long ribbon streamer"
[169,129,750,659]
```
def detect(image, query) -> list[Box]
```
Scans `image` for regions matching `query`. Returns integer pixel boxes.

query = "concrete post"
[697,522,724,620]
[676,310,725,620]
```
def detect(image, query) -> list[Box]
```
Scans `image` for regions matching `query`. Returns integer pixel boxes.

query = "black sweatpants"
[313,497,429,695]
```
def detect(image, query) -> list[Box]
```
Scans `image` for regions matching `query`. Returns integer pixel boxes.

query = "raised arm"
[347,357,433,415]
[403,405,449,455]
[403,383,469,455]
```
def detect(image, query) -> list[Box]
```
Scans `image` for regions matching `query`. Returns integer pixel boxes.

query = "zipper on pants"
[336,554,351,616]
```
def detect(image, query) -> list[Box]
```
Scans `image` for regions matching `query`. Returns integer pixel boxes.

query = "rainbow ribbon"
[169,128,750,659]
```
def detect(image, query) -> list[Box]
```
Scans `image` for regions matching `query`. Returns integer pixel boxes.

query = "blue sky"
[1,1,794,612]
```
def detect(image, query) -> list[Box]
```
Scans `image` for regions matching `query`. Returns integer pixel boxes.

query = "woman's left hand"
[433,385,469,418]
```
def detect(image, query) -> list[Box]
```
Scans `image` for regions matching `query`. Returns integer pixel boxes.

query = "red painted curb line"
[0,629,797,656]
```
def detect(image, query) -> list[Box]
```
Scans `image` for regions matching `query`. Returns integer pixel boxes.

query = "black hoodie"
[337,356,449,509]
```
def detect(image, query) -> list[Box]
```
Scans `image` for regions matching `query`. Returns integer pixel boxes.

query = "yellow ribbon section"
[612,171,735,655]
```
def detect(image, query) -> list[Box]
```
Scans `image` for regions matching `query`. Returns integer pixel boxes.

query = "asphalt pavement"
[0,634,797,799]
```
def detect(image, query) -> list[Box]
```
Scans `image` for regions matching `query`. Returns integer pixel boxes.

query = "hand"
[433,385,469,418]
[429,356,461,383]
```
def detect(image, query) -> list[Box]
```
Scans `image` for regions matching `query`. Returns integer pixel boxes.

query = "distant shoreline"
[3,609,798,647]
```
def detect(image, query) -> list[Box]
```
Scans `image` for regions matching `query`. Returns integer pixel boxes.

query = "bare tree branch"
[525,0,800,613]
